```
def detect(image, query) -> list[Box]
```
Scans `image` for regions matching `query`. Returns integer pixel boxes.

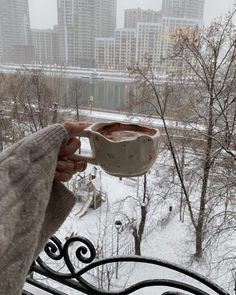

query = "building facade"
[95,0,117,38]
[115,29,136,70]
[95,38,115,69]
[160,17,201,73]
[162,0,205,21]
[95,0,205,72]
[124,8,161,29]
[135,23,163,70]
[32,28,59,65]
[0,0,34,64]
[57,0,116,67]
[95,29,136,70]
[161,0,204,72]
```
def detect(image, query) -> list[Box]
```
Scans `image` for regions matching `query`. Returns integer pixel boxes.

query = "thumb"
[63,122,87,137]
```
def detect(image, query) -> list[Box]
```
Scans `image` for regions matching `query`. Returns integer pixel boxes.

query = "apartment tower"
[57,0,116,67]
[0,0,34,64]
[162,0,205,21]
[95,38,115,69]
[124,8,161,29]
[32,28,59,65]
[160,0,205,72]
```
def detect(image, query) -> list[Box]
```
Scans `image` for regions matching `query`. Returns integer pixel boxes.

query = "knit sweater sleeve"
[0,124,77,295]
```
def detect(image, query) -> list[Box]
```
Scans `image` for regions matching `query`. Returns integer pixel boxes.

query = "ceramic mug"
[72,121,161,177]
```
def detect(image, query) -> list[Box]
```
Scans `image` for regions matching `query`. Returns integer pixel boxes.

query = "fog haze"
[29,0,235,29]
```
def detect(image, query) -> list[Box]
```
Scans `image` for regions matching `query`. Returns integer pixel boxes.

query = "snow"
[25,159,233,294]
[24,285,49,295]
[25,208,227,295]
[65,107,207,132]
[0,64,134,83]
[23,125,234,294]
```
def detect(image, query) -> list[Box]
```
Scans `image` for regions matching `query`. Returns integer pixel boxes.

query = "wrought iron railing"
[23,235,230,295]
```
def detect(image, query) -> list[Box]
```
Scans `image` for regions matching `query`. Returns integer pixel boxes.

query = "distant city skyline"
[0,0,34,64]
[29,0,235,30]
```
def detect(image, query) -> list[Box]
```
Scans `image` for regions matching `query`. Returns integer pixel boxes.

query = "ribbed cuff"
[31,124,69,147]
[52,180,77,209]
[49,180,77,225]
[33,181,77,259]
[20,124,70,160]
[43,180,77,233]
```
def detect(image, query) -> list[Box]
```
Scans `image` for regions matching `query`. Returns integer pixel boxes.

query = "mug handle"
[68,130,98,165]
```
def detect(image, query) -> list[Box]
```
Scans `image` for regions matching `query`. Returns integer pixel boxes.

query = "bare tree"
[130,174,149,256]
[116,169,175,256]
[128,10,236,259]
[70,79,85,121]
[0,68,66,142]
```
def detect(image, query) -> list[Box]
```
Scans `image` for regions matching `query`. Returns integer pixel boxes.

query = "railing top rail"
[24,235,230,295]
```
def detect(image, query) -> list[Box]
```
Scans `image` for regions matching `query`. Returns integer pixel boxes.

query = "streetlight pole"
[115,220,122,279]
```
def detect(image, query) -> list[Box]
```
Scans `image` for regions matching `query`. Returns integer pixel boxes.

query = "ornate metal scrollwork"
[28,235,230,295]
[35,235,96,279]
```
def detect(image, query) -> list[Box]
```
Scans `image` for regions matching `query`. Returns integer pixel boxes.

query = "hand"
[54,122,87,182]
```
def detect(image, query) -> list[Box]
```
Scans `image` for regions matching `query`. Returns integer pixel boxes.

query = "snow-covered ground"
[25,209,231,295]
[63,107,207,132]
[23,133,235,295]
[24,151,234,294]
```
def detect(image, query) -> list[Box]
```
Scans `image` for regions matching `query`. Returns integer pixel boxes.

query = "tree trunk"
[195,223,203,258]
[134,237,141,255]
[180,188,184,222]
[132,227,141,256]
[132,174,148,256]
[179,141,185,222]
[195,95,214,258]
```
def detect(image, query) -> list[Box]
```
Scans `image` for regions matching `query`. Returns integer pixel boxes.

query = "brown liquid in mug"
[97,123,156,142]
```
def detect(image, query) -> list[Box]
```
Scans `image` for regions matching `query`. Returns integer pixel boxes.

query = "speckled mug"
[74,121,161,177]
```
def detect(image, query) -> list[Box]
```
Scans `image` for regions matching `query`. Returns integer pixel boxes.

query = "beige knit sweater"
[0,124,77,295]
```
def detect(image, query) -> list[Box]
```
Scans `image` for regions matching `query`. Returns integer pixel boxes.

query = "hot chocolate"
[97,123,156,142]
[72,121,160,177]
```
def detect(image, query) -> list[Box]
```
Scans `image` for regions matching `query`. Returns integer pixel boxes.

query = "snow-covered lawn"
[23,140,235,294]
[24,155,235,294]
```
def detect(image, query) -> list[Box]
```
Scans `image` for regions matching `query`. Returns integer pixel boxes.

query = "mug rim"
[88,121,160,143]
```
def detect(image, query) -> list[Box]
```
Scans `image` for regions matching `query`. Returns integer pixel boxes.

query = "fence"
[23,235,229,295]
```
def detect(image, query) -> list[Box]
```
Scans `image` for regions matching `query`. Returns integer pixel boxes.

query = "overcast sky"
[29,0,235,30]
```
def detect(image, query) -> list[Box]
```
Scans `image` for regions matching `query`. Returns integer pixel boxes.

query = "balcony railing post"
[24,235,230,295]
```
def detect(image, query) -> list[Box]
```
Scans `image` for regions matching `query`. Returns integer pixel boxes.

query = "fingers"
[56,160,87,174]
[63,122,87,137]
[55,160,87,182]
[54,171,73,182]
[56,121,88,182]
[59,137,81,156]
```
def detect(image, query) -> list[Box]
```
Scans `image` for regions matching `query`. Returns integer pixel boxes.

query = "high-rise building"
[57,0,81,66]
[124,8,161,29]
[32,28,59,65]
[73,0,96,68]
[95,0,117,37]
[162,0,205,21]
[57,0,116,67]
[160,17,201,73]
[95,29,136,70]
[0,0,34,64]
[115,29,136,70]
[95,38,115,69]
[88,0,205,72]
[135,23,163,70]
[158,0,205,72]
